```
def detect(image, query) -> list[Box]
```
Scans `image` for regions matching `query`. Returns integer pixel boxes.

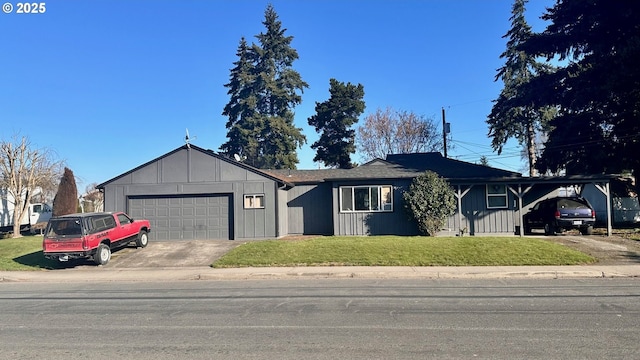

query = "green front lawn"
[0,235,597,271]
[212,236,596,268]
[0,235,65,271]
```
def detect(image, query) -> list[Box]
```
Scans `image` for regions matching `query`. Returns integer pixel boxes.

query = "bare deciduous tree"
[356,107,443,162]
[82,183,104,213]
[0,135,63,237]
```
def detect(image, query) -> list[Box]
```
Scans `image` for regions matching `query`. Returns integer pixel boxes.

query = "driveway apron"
[106,240,241,268]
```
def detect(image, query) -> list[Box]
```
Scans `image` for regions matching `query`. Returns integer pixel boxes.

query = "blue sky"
[1,0,554,192]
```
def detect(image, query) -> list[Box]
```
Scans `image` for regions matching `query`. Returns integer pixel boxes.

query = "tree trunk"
[11,194,30,238]
[12,205,24,238]
[526,121,538,177]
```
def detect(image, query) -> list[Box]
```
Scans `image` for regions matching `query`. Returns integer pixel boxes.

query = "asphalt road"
[1,279,639,359]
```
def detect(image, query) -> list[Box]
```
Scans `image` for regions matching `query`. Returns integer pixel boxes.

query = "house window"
[340,186,393,212]
[244,194,264,209]
[486,184,507,209]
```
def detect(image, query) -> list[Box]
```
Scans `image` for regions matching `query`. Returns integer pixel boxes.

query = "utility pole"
[442,107,448,158]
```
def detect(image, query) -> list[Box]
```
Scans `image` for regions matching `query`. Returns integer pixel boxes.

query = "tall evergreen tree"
[487,0,555,176]
[515,1,640,184]
[52,167,78,217]
[308,79,365,169]
[220,37,260,164]
[220,5,307,169]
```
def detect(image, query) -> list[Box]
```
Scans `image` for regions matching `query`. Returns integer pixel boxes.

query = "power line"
[449,140,523,159]
[449,140,524,171]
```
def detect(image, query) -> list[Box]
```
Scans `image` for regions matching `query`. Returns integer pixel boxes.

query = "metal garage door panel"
[129,195,230,241]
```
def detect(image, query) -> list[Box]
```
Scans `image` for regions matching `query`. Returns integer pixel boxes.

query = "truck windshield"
[46,219,82,236]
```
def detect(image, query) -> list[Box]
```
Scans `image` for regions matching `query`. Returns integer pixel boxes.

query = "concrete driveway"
[105,240,242,268]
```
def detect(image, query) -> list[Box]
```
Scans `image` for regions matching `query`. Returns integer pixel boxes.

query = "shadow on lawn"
[12,251,91,270]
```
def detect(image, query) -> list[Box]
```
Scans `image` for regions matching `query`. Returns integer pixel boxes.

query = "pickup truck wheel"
[136,231,148,248]
[94,243,111,265]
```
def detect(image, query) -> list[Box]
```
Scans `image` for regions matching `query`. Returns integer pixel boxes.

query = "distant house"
[97,144,615,240]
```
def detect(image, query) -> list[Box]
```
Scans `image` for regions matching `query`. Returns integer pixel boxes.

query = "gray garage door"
[128,194,231,241]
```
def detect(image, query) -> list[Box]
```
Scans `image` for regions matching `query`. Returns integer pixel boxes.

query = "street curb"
[1,265,639,283]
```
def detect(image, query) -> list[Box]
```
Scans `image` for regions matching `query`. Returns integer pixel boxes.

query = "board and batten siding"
[445,185,516,235]
[332,180,419,236]
[277,187,288,238]
[325,180,517,237]
[101,147,281,240]
[286,183,333,235]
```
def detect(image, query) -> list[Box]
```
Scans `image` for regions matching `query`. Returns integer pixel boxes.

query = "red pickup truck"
[43,212,151,265]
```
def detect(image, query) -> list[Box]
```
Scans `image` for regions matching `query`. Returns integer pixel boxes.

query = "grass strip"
[213,236,596,268]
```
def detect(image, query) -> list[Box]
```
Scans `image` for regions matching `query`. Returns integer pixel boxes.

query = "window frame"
[243,194,265,209]
[339,185,393,213]
[117,213,132,225]
[486,184,508,209]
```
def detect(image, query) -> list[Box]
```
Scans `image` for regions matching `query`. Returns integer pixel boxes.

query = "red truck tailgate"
[43,217,86,253]
[43,237,85,253]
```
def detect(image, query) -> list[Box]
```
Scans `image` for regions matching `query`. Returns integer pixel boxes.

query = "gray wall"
[277,187,288,237]
[332,180,419,236]
[450,186,517,236]
[581,183,613,225]
[329,180,519,236]
[102,147,282,240]
[286,183,333,235]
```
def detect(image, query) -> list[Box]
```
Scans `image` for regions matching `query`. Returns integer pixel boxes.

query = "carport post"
[517,185,523,237]
[606,182,612,236]
[594,182,613,236]
[509,183,532,237]
[455,185,472,235]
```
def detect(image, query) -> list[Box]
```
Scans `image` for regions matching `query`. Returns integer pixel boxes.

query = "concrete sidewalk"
[2,265,640,283]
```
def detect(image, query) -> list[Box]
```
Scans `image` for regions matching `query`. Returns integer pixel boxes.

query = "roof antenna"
[185,128,197,149]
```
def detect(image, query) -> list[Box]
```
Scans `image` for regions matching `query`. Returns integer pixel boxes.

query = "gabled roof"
[265,152,522,184]
[96,144,292,189]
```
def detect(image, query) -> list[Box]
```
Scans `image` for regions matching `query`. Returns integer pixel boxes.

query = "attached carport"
[508,175,615,237]
[452,175,615,237]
